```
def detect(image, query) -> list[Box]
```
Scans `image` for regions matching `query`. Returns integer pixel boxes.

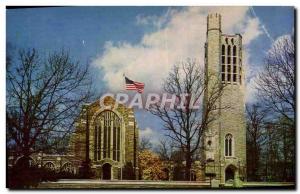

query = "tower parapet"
[207,13,221,32]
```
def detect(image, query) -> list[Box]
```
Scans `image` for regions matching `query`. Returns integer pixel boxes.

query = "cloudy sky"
[7,6,294,145]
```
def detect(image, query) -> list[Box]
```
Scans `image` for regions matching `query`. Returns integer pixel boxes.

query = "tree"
[148,59,225,180]
[256,35,295,127]
[6,48,94,168]
[275,117,295,181]
[252,35,296,182]
[139,137,153,151]
[155,138,175,161]
[246,103,267,181]
[261,118,295,182]
[138,150,167,180]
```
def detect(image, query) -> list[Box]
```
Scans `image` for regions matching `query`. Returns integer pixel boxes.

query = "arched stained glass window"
[222,44,225,55]
[233,45,237,56]
[227,45,231,56]
[94,111,121,162]
[61,162,74,173]
[225,134,233,156]
[44,162,56,171]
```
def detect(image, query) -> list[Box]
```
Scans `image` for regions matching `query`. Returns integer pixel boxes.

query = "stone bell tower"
[201,13,246,185]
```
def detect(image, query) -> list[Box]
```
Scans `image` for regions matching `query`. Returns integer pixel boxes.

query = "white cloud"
[245,73,260,104]
[136,11,170,29]
[139,127,154,137]
[240,17,263,45]
[139,127,159,145]
[92,6,264,102]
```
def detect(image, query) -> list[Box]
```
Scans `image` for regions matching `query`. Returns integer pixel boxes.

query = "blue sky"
[6,6,294,145]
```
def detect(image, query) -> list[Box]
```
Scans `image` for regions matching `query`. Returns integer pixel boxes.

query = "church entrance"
[102,163,112,180]
[225,165,236,182]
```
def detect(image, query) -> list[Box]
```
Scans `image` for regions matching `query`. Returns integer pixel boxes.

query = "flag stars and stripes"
[125,76,145,93]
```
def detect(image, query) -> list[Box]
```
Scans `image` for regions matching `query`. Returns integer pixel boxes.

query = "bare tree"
[248,35,296,182]
[246,103,267,181]
[139,137,153,151]
[148,59,225,180]
[256,35,295,126]
[6,48,94,167]
[155,138,175,161]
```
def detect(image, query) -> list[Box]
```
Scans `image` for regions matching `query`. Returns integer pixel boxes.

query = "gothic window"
[61,162,74,173]
[222,45,225,55]
[225,134,233,156]
[222,65,225,73]
[233,45,237,56]
[221,42,227,84]
[44,162,55,171]
[227,56,231,64]
[233,66,237,83]
[227,65,231,73]
[227,45,231,56]
[227,74,231,82]
[94,110,121,162]
[222,44,225,65]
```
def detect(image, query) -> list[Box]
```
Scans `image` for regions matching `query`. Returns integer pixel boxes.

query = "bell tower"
[201,13,246,185]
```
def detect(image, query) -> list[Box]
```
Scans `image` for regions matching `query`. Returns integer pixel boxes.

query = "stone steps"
[37,179,211,189]
[36,179,295,189]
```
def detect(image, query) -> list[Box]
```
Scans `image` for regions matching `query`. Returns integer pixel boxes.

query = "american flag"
[125,76,145,93]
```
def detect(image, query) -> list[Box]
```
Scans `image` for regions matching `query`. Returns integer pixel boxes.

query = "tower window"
[227,57,231,64]
[225,134,233,156]
[233,45,237,56]
[222,56,225,64]
[227,65,231,73]
[222,65,225,73]
[222,73,225,82]
[233,74,237,82]
[227,74,231,82]
[233,57,236,64]
[222,45,225,55]
[233,66,237,73]
[227,45,231,56]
